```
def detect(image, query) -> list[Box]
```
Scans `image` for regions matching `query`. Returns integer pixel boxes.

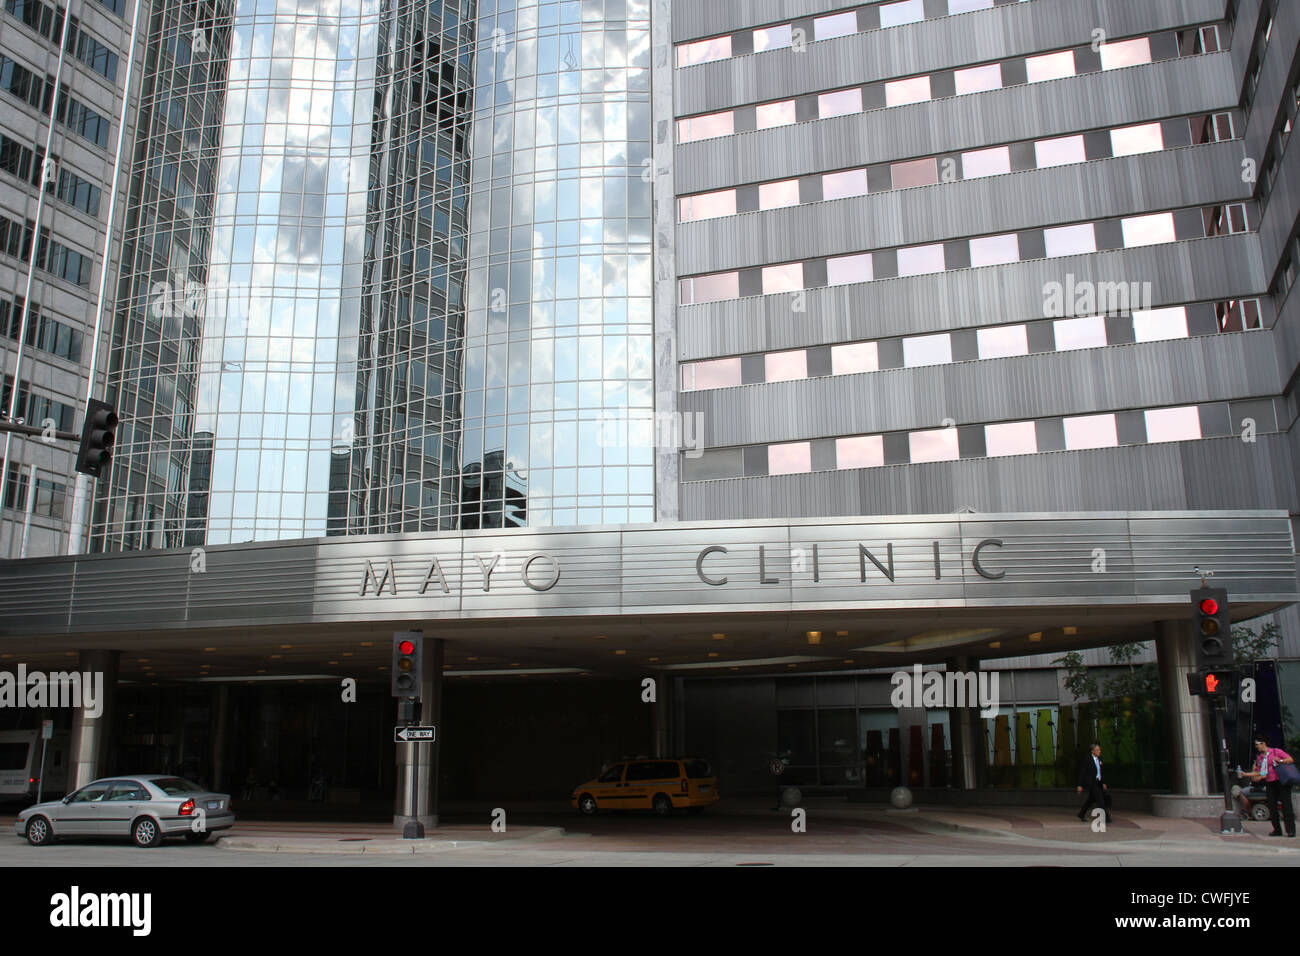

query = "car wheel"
[131,817,161,848]
[577,793,598,816]
[25,815,53,846]
[652,794,673,818]
[1253,804,1271,821]
[184,830,212,844]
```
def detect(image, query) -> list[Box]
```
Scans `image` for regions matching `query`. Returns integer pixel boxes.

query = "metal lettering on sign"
[394,726,436,743]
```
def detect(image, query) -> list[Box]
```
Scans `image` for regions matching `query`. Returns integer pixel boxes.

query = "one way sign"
[394,725,437,743]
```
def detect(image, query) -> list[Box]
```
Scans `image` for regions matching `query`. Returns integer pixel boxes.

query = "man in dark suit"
[1076,742,1112,823]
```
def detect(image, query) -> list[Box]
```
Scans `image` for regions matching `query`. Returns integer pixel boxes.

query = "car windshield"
[151,777,205,795]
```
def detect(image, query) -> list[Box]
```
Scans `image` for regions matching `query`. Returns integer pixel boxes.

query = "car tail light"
[28,777,36,785]
[179,799,195,816]
[680,778,688,793]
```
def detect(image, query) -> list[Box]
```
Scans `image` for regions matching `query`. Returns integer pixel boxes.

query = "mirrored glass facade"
[92,0,653,549]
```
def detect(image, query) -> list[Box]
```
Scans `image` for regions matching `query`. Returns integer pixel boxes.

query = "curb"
[216,826,566,854]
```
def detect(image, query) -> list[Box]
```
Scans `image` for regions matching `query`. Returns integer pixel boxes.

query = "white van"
[0,730,70,802]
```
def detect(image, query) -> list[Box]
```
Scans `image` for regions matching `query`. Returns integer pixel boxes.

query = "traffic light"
[1191,587,1231,667]
[75,398,118,478]
[391,631,422,699]
[1186,669,1239,698]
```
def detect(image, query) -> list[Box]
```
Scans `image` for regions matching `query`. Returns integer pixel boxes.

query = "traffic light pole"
[1212,699,1244,834]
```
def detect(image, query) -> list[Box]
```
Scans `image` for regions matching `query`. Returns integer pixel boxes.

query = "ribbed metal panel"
[677,235,1265,360]
[682,332,1281,447]
[1258,125,1300,275]
[679,143,1250,275]
[1229,0,1264,86]
[680,436,1299,519]
[1243,0,1299,164]
[675,56,1236,195]
[674,0,1221,115]
[0,512,1294,632]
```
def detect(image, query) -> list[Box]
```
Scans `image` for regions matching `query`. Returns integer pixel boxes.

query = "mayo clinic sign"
[0,512,1295,634]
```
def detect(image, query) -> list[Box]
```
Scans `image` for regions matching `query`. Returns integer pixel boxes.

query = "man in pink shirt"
[1241,735,1296,837]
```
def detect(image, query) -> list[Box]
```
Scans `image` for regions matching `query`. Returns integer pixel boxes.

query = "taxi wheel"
[131,816,162,848]
[578,793,599,815]
[25,815,53,846]
[652,794,673,817]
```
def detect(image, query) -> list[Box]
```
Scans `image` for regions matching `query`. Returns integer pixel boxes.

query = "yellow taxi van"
[570,758,720,816]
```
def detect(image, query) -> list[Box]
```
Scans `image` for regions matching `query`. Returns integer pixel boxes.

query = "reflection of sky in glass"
[193,0,378,543]
[460,0,654,528]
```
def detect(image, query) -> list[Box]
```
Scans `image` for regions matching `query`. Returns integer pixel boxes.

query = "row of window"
[677,27,1220,144]
[0,56,111,149]
[0,214,94,287]
[1240,0,1278,115]
[679,113,1236,222]
[680,299,1263,392]
[0,297,84,363]
[679,204,1251,305]
[683,403,1262,482]
[4,0,120,82]
[0,132,102,217]
[677,0,1030,68]
[0,376,76,433]
[0,463,67,520]
[1259,76,1300,213]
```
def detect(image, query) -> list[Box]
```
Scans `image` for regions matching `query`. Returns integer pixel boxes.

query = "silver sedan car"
[14,775,235,847]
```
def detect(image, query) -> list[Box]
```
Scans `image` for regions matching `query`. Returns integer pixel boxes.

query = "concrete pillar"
[211,684,229,792]
[394,637,443,829]
[946,656,981,790]
[1156,619,1213,795]
[69,650,119,789]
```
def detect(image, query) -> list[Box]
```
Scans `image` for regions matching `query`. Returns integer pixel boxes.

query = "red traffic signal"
[391,631,423,699]
[1198,598,1219,616]
[399,640,415,655]
[1188,669,1238,697]
[1190,587,1230,666]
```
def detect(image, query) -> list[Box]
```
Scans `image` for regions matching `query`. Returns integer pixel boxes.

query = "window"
[885,75,931,107]
[822,168,869,200]
[682,357,742,391]
[891,157,939,188]
[1035,135,1087,168]
[954,63,1002,95]
[1063,414,1118,449]
[961,146,1011,179]
[677,36,731,67]
[948,0,994,11]
[597,764,625,783]
[1145,406,1201,443]
[832,341,878,374]
[1131,307,1187,342]
[903,333,952,367]
[818,88,863,119]
[1044,223,1097,257]
[880,0,924,28]
[1026,50,1075,83]
[1100,37,1151,70]
[977,324,1028,358]
[1110,123,1163,156]
[756,100,796,130]
[1121,213,1176,248]
[769,441,812,475]
[1054,316,1107,350]
[985,421,1037,457]
[969,234,1020,267]
[678,111,733,144]
[836,435,884,469]
[909,428,959,463]
[752,24,793,52]
[680,271,738,304]
[896,243,945,277]
[680,190,736,222]
[758,180,800,209]
[815,12,857,41]
[827,253,872,286]
[762,262,803,294]
[765,349,807,382]
[1216,298,1262,332]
